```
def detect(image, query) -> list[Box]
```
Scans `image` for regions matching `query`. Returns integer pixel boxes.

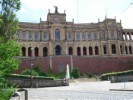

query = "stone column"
[26,47,28,57]
[123,43,126,55]
[117,42,121,55]
[108,42,111,55]
[32,47,34,57]
[127,45,129,55]
[99,42,103,56]
[65,42,68,55]
[93,46,95,55]
[39,43,43,57]
[74,44,77,56]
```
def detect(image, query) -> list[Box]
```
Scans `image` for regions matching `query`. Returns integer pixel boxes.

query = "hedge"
[5,74,55,80]
[100,70,133,80]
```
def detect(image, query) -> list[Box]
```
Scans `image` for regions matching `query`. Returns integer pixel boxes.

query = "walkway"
[28,78,133,100]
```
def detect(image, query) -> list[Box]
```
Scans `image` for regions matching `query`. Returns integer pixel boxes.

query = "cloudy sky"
[17,0,133,29]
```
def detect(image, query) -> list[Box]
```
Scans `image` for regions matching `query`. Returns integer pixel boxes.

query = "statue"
[54,6,58,13]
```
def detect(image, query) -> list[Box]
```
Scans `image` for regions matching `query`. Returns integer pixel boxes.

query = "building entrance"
[55,45,61,55]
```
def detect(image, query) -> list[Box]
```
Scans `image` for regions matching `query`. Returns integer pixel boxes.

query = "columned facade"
[17,9,133,57]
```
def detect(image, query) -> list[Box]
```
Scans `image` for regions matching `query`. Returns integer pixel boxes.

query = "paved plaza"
[28,78,133,100]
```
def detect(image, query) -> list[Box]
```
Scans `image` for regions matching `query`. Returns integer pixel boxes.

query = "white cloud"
[17,0,133,28]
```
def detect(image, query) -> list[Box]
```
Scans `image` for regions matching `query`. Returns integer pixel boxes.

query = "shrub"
[39,71,48,76]
[7,74,55,80]
[71,68,80,78]
[33,65,40,73]
[0,78,16,100]
[100,70,133,80]
[86,73,96,78]
[21,70,39,76]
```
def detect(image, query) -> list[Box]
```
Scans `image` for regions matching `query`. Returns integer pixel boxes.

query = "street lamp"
[30,47,33,88]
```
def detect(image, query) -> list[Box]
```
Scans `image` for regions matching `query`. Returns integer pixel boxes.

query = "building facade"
[18,8,133,58]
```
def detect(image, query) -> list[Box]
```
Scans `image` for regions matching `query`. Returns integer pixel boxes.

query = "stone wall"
[111,75,133,83]
[7,77,69,88]
[17,56,133,75]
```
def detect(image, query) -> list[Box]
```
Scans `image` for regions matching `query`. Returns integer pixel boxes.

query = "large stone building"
[17,7,133,74]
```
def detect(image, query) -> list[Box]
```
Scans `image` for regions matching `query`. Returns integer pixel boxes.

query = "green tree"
[0,0,21,99]
[0,39,21,100]
[0,39,21,76]
[0,0,21,43]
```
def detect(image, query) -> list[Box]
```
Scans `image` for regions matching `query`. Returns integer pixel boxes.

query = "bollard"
[11,92,21,100]
[18,88,28,100]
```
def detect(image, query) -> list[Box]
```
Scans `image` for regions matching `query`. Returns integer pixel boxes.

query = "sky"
[17,0,133,29]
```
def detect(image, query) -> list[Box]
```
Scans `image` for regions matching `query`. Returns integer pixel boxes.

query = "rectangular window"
[88,32,91,40]
[82,32,86,41]
[76,33,80,41]
[22,32,26,41]
[94,32,97,40]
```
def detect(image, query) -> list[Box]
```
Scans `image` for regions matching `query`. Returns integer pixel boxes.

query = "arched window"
[22,32,26,40]
[82,32,86,41]
[95,46,99,55]
[43,47,48,56]
[77,47,81,56]
[55,45,61,55]
[125,46,128,54]
[123,32,126,40]
[103,45,107,54]
[68,47,73,55]
[55,29,60,40]
[120,45,123,54]
[94,32,97,40]
[83,47,87,55]
[129,46,132,54]
[88,32,91,40]
[28,32,32,41]
[22,47,26,56]
[35,47,39,56]
[28,47,32,56]
[89,47,93,55]
[35,32,38,41]
[112,44,116,54]
[76,33,80,41]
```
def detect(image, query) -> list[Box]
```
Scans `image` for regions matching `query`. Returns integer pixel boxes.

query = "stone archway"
[55,45,61,55]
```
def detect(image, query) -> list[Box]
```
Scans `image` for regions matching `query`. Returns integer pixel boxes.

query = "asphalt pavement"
[28,78,133,100]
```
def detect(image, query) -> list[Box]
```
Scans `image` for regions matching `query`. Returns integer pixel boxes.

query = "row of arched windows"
[22,47,48,57]
[22,44,133,57]
[68,44,132,56]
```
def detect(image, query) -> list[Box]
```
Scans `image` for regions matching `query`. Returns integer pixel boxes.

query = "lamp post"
[30,47,33,88]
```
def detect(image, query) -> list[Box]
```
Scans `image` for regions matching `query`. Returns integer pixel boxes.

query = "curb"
[109,89,133,91]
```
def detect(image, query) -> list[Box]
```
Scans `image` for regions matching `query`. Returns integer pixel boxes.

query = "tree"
[0,40,21,76]
[0,39,21,100]
[0,0,21,99]
[0,0,21,43]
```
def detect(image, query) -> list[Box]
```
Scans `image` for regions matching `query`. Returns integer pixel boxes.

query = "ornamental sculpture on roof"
[54,6,58,13]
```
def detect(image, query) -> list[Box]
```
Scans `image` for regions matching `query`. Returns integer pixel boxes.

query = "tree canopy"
[0,0,21,42]
[0,0,21,99]
[0,39,21,76]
